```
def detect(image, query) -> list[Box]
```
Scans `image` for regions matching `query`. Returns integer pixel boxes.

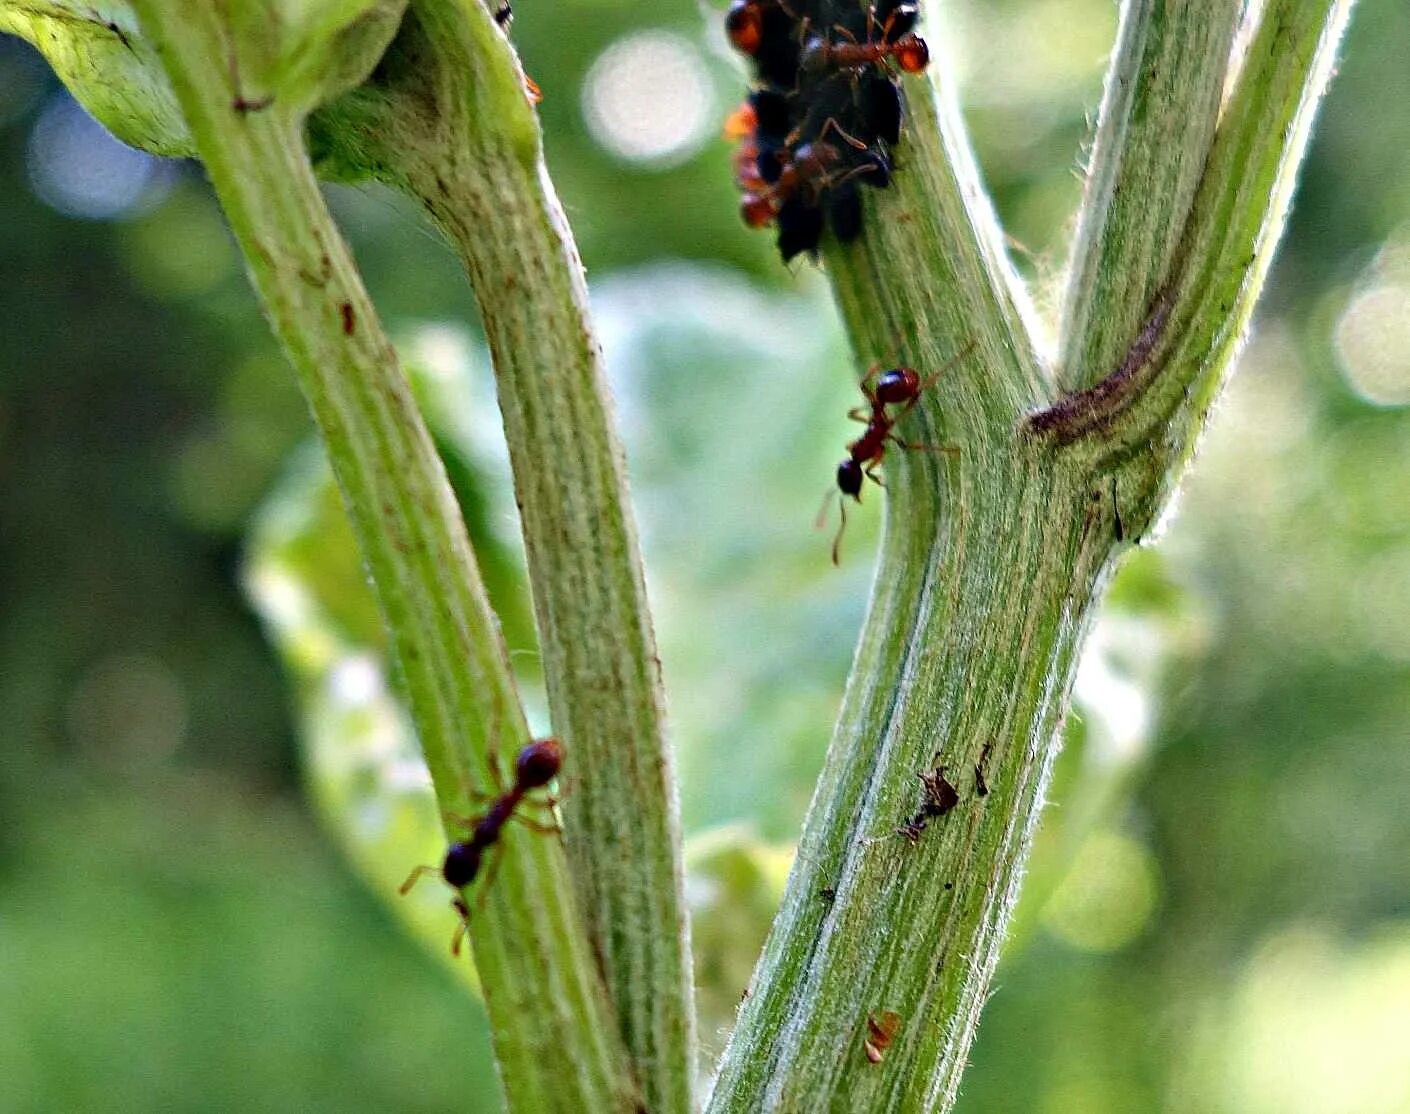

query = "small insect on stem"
[974,740,993,797]
[818,342,973,564]
[1111,475,1125,542]
[800,30,929,77]
[897,763,959,842]
[399,737,564,955]
[863,1010,902,1064]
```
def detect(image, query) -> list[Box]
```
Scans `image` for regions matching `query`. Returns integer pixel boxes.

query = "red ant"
[800,31,929,77]
[820,343,972,564]
[399,736,564,955]
[799,4,930,78]
[739,140,844,226]
[738,134,887,229]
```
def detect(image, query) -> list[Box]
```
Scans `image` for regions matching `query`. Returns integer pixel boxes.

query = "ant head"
[837,458,864,499]
[895,35,930,74]
[875,367,920,403]
[740,192,776,228]
[725,0,764,54]
[516,736,564,790]
[443,841,483,888]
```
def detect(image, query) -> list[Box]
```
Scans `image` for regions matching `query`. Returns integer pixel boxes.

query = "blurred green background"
[4,2,1410,1111]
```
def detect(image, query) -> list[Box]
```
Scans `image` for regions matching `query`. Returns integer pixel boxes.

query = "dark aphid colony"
[722,0,929,262]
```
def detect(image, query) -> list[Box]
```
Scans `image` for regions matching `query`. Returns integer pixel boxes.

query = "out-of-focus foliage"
[3,0,1410,1111]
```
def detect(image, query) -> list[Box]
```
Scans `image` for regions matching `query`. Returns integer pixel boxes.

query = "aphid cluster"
[723,0,930,261]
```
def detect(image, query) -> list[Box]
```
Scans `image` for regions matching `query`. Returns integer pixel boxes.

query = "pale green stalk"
[706,2,1352,1109]
[310,6,694,1107]
[123,2,637,1108]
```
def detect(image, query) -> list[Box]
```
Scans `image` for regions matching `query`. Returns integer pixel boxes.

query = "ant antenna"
[813,488,849,565]
[831,496,848,565]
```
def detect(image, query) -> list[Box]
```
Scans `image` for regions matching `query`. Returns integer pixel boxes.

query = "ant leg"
[542,772,577,809]
[474,847,504,915]
[816,116,870,151]
[889,436,960,455]
[449,897,471,956]
[865,466,886,488]
[509,811,562,835]
[877,6,897,42]
[907,339,980,404]
[847,406,872,424]
[831,497,848,566]
[398,864,439,896]
[476,682,508,799]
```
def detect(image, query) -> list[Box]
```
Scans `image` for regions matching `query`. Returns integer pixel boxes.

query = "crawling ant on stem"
[399,735,564,955]
[799,4,930,77]
[819,342,973,564]
[801,30,929,77]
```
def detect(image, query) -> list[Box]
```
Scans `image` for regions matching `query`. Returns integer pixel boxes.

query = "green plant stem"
[706,1,1352,1108]
[311,6,694,1108]
[128,2,636,1108]
[1032,0,1355,537]
[705,71,1093,1112]
[1058,0,1241,393]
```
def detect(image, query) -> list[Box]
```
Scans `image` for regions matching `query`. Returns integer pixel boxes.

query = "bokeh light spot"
[582,32,714,167]
[1226,927,1410,1114]
[1043,830,1160,952]
[329,654,385,709]
[1335,284,1410,407]
[26,93,172,221]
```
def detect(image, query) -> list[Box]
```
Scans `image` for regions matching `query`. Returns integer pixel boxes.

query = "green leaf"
[0,2,190,155]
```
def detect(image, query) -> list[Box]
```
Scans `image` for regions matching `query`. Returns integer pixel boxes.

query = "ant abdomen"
[515,736,563,789]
